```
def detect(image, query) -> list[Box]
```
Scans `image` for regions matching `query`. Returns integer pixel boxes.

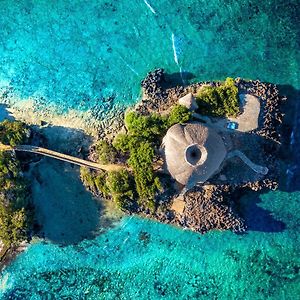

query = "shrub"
[196,77,239,117]
[0,120,29,147]
[125,111,167,140]
[95,140,117,164]
[106,169,132,194]
[113,134,136,153]
[168,104,192,127]
[128,141,161,203]
[0,151,31,246]
[106,170,136,211]
[0,152,19,190]
[0,201,28,246]
[80,167,109,196]
[93,173,110,196]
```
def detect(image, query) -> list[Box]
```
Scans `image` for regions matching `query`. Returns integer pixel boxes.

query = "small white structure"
[178,93,198,111]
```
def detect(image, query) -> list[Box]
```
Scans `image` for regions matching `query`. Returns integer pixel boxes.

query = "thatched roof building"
[162,122,227,188]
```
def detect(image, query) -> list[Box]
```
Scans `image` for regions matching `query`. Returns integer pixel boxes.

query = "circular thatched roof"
[162,122,227,187]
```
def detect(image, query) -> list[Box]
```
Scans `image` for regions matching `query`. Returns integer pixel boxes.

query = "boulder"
[178,93,198,111]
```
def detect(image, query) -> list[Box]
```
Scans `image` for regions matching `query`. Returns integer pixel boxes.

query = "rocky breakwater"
[172,185,245,234]
[237,79,285,143]
[236,79,287,186]
[137,68,171,114]
[138,68,220,116]
[141,68,166,100]
[159,177,279,234]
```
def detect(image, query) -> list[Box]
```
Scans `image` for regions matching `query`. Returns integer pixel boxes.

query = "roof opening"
[185,144,202,166]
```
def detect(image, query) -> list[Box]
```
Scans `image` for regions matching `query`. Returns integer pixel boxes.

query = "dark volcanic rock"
[172,185,246,234]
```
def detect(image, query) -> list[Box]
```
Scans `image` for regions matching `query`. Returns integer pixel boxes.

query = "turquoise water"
[1,0,300,299]
[1,191,300,299]
[0,0,299,113]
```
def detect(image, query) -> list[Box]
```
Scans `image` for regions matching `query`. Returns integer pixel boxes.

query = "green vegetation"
[196,77,239,117]
[124,111,167,141]
[167,104,192,127]
[0,151,31,246]
[94,140,117,164]
[81,105,191,211]
[81,105,191,212]
[127,141,161,200]
[114,106,191,208]
[0,120,29,147]
[114,135,160,209]
[80,167,109,197]
[106,170,136,211]
[80,167,136,211]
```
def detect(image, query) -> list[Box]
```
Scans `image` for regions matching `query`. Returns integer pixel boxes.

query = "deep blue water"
[0,0,300,299]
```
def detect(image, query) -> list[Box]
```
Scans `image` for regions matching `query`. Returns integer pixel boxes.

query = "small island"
[0,69,287,264]
[78,69,285,234]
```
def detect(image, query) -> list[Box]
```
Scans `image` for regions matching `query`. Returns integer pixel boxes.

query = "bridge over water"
[1,144,124,172]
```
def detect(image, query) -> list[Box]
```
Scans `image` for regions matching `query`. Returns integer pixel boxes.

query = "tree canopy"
[0,151,31,246]
[196,78,239,117]
[82,104,192,212]
[0,120,29,147]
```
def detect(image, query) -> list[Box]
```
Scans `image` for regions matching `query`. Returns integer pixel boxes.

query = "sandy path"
[193,93,260,133]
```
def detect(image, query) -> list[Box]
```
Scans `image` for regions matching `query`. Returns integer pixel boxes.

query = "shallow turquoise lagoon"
[0,0,299,113]
[1,190,300,299]
[0,0,300,299]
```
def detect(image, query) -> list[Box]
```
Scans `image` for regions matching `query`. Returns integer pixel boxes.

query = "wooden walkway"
[1,143,124,172]
[227,150,268,175]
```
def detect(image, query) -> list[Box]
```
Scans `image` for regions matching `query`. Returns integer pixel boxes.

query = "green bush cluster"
[80,167,109,196]
[0,202,27,246]
[124,111,167,140]
[124,105,191,141]
[81,105,191,212]
[196,77,239,117]
[114,136,161,209]
[80,167,135,211]
[167,104,192,127]
[0,151,31,246]
[0,120,29,147]
[94,140,117,164]
[113,106,191,209]
[106,170,135,210]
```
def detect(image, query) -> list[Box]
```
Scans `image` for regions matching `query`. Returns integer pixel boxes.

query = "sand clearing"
[193,93,260,133]
[228,93,260,132]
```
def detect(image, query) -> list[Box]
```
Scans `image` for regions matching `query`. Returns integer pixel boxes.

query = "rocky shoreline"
[84,69,288,235]
[1,69,289,249]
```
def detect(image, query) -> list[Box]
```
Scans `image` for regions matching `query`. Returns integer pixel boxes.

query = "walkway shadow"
[22,125,112,245]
